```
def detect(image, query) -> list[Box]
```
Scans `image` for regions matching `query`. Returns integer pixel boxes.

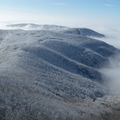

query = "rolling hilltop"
[0,24,120,120]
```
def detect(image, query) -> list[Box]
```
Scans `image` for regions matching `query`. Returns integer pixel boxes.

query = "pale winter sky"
[0,0,119,28]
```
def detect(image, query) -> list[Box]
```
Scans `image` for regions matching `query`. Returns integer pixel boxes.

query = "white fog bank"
[97,26,120,95]
[99,55,120,95]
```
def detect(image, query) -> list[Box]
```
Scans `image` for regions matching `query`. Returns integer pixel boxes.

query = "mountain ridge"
[0,28,117,98]
[0,26,120,119]
[7,23,105,37]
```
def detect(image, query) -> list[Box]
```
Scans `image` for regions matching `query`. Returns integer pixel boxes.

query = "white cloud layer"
[99,55,120,95]
[97,25,120,96]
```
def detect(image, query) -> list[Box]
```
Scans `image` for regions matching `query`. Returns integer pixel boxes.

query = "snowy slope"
[0,27,120,119]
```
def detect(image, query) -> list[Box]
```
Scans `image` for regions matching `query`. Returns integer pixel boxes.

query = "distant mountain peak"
[60,28,105,37]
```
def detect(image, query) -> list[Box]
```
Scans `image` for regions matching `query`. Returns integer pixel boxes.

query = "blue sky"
[0,0,120,27]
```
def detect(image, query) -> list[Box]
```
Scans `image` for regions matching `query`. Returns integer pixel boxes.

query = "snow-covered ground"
[0,24,120,120]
